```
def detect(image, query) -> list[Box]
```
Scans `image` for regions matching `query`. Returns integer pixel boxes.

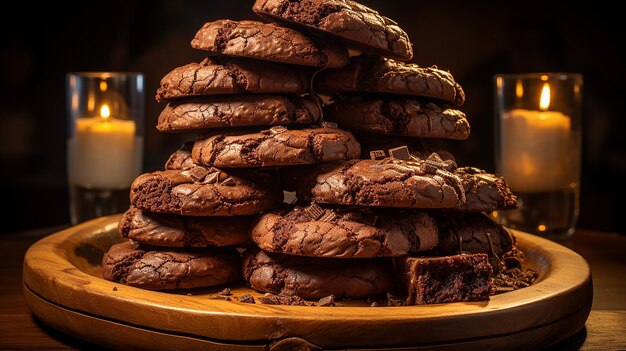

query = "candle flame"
[539,83,550,111]
[100,104,111,120]
[515,80,524,98]
[99,80,108,92]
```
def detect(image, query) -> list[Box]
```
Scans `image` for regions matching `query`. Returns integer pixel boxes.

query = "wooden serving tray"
[23,215,592,350]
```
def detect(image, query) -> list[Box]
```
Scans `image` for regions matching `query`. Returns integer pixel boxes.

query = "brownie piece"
[251,204,438,258]
[315,56,465,106]
[192,126,360,168]
[243,248,393,299]
[253,0,413,61]
[130,168,282,216]
[157,95,322,132]
[191,20,348,68]
[455,167,518,212]
[325,97,470,140]
[119,207,251,247]
[102,241,241,290]
[298,158,464,208]
[156,57,309,101]
[396,254,495,305]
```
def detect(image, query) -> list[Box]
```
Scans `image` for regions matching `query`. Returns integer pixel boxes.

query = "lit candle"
[69,104,140,189]
[500,83,574,192]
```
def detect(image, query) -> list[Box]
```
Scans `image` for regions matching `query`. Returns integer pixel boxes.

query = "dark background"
[1,1,624,233]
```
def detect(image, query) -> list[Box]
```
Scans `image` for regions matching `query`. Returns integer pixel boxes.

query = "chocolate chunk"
[221,177,236,186]
[386,292,404,307]
[202,171,220,184]
[270,125,287,134]
[317,294,335,307]
[189,166,209,182]
[304,203,325,220]
[321,121,338,128]
[112,287,118,291]
[369,149,387,160]
[238,294,256,303]
[318,210,338,222]
[388,146,411,160]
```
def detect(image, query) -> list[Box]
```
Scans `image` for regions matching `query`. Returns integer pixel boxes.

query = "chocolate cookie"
[299,158,464,208]
[157,95,321,132]
[253,0,413,61]
[119,207,251,247]
[165,143,194,171]
[315,56,465,106]
[433,212,514,273]
[456,167,517,212]
[130,167,282,216]
[192,126,360,168]
[102,241,241,290]
[396,254,495,305]
[191,20,348,68]
[250,204,438,258]
[243,248,393,299]
[325,97,470,139]
[156,57,309,101]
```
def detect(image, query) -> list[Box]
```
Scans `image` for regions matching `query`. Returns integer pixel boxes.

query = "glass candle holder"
[494,73,582,240]
[67,72,144,224]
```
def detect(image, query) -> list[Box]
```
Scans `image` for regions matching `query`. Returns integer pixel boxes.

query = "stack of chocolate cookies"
[103,0,535,304]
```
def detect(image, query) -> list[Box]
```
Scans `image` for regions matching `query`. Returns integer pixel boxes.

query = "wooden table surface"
[1,227,624,350]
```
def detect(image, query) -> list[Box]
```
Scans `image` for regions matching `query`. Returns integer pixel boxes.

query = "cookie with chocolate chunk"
[119,207,251,247]
[315,56,465,106]
[253,0,413,61]
[243,248,393,299]
[251,204,438,258]
[456,167,517,212]
[325,97,470,139]
[158,95,322,132]
[192,20,348,68]
[156,57,308,101]
[192,126,360,168]
[130,167,282,216]
[297,158,464,208]
[102,241,241,290]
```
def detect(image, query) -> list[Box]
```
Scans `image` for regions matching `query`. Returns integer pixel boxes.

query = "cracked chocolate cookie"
[119,207,251,247]
[130,168,282,216]
[315,56,465,106]
[250,204,438,258]
[192,126,360,168]
[324,97,470,139]
[102,241,241,290]
[456,167,517,212]
[433,212,514,273]
[396,254,495,305]
[192,20,348,68]
[156,57,309,101]
[243,248,393,299]
[157,95,322,132]
[298,158,464,208]
[252,0,413,61]
[165,143,194,171]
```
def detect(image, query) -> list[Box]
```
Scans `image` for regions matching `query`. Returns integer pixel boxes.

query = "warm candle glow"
[540,83,551,111]
[100,104,111,120]
[515,80,524,98]
[99,80,108,92]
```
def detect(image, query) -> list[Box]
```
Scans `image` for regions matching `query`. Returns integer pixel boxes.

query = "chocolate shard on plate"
[317,294,336,307]
[388,145,411,160]
[238,294,256,304]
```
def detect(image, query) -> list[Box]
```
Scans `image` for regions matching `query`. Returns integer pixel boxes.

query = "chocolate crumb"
[258,293,310,306]
[370,301,381,307]
[321,121,338,128]
[270,126,287,134]
[221,177,236,186]
[186,293,193,296]
[386,292,404,306]
[238,294,255,303]
[218,288,232,296]
[112,286,118,291]
[317,294,335,307]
